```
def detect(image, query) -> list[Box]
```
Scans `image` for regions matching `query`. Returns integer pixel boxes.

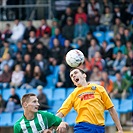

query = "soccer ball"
[66,49,85,67]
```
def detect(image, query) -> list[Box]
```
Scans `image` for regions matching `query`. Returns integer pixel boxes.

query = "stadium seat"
[16,88,27,99]
[105,31,114,43]
[65,110,77,126]
[12,111,23,125]
[2,88,10,101]
[118,99,133,113]
[66,88,74,97]
[0,112,12,126]
[53,88,66,100]
[46,75,55,88]
[43,88,53,101]
[27,88,38,95]
[105,111,115,126]
[50,99,64,113]
[112,99,119,111]
[93,31,105,45]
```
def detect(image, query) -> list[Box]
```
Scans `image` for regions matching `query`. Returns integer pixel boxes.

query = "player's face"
[70,69,86,87]
[26,96,40,113]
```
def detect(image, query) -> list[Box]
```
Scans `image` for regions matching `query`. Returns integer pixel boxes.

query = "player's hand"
[56,122,69,133]
[43,129,52,133]
[118,130,123,133]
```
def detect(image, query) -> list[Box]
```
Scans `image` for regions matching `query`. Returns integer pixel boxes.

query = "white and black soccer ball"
[66,49,85,67]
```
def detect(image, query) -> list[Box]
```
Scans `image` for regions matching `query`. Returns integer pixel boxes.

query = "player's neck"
[81,81,88,87]
[24,111,35,120]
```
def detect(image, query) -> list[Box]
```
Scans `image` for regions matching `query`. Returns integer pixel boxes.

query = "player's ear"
[83,73,86,78]
[23,102,28,108]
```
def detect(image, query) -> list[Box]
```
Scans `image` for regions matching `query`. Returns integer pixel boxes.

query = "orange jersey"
[57,83,114,125]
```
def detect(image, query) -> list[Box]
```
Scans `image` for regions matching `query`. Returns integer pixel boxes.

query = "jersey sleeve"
[100,86,114,110]
[14,123,21,133]
[40,111,62,128]
[57,93,73,116]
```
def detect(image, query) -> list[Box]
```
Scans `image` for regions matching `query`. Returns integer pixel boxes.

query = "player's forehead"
[70,69,80,76]
[28,96,38,102]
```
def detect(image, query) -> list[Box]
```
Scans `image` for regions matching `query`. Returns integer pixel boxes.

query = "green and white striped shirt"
[14,111,62,133]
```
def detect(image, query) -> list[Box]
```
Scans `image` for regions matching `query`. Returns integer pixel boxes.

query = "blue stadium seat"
[118,99,133,113]
[53,88,66,100]
[12,111,23,125]
[2,88,10,101]
[50,99,64,113]
[27,88,38,95]
[105,31,114,43]
[65,110,77,126]
[43,88,53,101]
[16,89,27,99]
[93,31,105,45]
[0,112,12,126]
[46,75,55,88]
[66,88,74,97]
[112,99,119,111]
[105,111,115,126]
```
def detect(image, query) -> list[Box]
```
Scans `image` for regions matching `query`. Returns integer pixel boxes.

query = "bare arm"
[56,112,64,118]
[108,107,123,133]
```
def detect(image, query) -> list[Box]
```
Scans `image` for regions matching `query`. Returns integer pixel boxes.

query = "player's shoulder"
[89,83,105,92]
[14,115,24,127]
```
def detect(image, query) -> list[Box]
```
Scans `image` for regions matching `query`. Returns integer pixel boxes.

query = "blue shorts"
[74,122,105,133]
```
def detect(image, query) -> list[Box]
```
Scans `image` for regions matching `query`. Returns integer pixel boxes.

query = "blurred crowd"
[0,0,133,115]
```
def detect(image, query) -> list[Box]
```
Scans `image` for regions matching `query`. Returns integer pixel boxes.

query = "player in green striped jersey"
[14,93,68,133]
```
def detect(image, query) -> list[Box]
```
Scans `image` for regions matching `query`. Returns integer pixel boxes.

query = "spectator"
[49,27,65,48]
[0,40,13,63]
[1,23,12,41]
[27,30,38,47]
[56,64,73,88]
[29,65,47,88]
[74,17,89,41]
[113,39,125,59]
[16,41,26,58]
[123,28,133,43]
[88,51,105,71]
[10,64,24,88]
[89,65,102,82]
[77,38,88,58]
[111,17,125,36]
[23,20,36,43]
[100,0,113,14]
[79,0,88,13]
[51,18,60,36]
[0,53,14,71]
[124,41,133,57]
[100,71,113,96]
[34,53,51,76]
[14,52,23,67]
[87,0,100,17]
[88,9,100,31]
[75,6,87,24]
[25,43,35,59]
[62,17,74,42]
[37,85,50,110]
[0,94,6,113]
[113,50,126,74]
[9,19,25,43]
[97,6,113,31]
[5,87,21,112]
[127,0,133,15]
[22,54,32,71]
[88,38,100,60]
[117,26,125,45]
[61,7,74,27]
[100,41,113,71]
[36,19,51,38]
[20,64,33,89]
[39,31,50,49]
[0,64,12,89]
[34,42,50,60]
[49,38,64,65]
[110,72,131,99]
